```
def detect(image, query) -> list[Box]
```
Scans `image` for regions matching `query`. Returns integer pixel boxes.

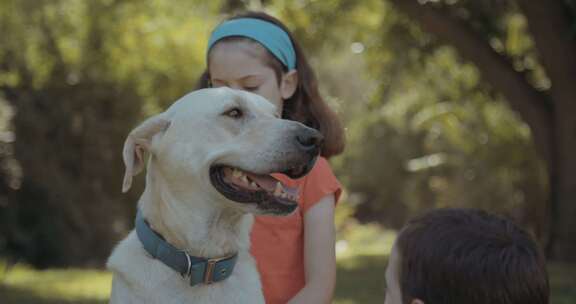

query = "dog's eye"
[224,108,243,119]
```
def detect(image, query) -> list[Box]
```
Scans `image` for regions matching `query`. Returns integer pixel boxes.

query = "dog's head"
[122,88,322,215]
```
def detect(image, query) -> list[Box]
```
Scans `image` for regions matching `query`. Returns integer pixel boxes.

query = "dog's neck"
[138,164,253,259]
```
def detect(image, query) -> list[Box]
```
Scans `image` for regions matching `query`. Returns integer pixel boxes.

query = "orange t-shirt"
[250,157,342,304]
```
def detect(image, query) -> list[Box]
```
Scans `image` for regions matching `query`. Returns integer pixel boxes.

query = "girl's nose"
[228,84,243,91]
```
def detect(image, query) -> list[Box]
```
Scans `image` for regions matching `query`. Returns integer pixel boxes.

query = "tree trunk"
[517,0,576,262]
[548,99,576,261]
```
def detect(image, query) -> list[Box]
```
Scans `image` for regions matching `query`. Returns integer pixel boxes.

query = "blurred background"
[0,0,575,303]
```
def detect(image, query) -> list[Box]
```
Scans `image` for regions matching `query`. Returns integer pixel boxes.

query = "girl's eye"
[244,86,259,92]
[224,108,243,119]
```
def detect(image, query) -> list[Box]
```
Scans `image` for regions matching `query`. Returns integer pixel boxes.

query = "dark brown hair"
[197,11,345,158]
[396,208,549,304]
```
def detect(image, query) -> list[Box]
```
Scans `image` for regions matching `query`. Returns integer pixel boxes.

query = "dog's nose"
[295,128,324,154]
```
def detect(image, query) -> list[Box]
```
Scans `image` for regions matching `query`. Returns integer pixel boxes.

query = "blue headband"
[208,18,297,70]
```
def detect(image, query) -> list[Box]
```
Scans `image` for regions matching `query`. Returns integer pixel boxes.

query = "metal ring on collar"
[183,252,192,278]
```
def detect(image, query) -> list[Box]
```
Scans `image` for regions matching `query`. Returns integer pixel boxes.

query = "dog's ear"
[122,114,171,193]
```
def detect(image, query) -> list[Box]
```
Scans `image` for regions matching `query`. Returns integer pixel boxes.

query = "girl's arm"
[288,194,336,304]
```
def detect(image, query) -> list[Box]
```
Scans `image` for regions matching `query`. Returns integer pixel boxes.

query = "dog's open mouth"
[210,165,304,215]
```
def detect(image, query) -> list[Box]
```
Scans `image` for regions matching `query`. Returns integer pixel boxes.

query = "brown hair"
[396,208,549,304]
[197,11,345,158]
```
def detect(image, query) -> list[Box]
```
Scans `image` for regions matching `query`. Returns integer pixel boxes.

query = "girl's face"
[208,41,297,116]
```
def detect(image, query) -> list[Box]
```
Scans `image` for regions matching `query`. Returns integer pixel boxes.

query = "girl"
[197,11,345,304]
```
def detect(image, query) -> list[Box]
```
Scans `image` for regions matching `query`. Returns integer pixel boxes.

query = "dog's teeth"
[241,175,249,184]
[274,182,282,196]
[250,181,258,188]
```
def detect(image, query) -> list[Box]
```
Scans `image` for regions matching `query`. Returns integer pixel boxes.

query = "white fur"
[107,88,313,303]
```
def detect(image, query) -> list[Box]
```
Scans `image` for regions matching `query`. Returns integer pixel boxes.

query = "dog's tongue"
[246,173,298,197]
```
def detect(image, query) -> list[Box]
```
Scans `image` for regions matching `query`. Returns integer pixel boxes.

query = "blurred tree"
[0,0,573,267]
[0,0,219,267]
[207,0,564,260]
[387,0,576,262]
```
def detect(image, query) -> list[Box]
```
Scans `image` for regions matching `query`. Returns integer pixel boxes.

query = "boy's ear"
[280,70,298,100]
[121,114,171,193]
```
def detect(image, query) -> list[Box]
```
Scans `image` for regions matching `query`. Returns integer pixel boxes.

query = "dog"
[107,87,322,303]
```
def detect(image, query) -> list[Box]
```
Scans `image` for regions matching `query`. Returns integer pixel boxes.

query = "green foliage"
[0,0,557,266]
[307,0,551,236]
[0,0,223,266]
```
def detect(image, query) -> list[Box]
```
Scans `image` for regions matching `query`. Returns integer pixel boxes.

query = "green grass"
[0,223,574,303]
[0,262,110,304]
[548,263,576,304]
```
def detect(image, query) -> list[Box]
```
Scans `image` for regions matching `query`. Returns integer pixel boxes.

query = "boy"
[384,208,549,304]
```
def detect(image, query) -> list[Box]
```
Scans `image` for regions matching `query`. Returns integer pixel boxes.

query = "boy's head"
[384,208,549,304]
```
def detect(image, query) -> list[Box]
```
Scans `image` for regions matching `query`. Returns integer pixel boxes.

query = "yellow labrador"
[107,88,322,304]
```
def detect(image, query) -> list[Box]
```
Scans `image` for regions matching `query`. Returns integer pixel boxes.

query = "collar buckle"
[203,254,235,285]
